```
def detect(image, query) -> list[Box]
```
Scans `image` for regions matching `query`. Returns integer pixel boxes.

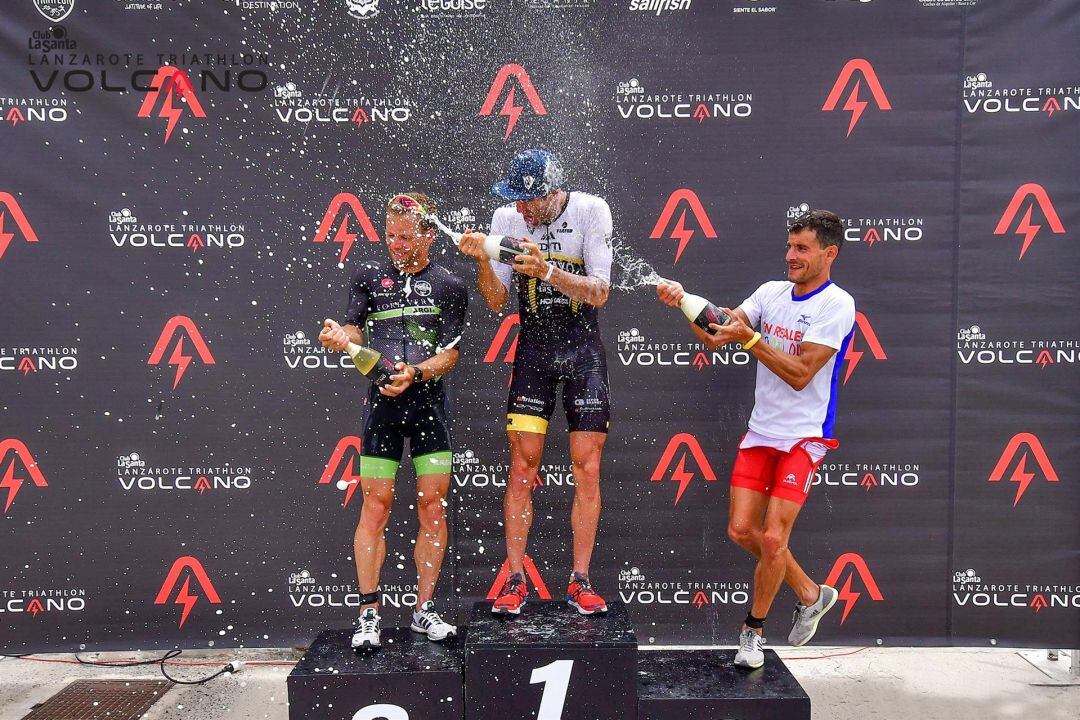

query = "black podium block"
[464,600,638,720]
[288,628,465,720]
[637,649,810,720]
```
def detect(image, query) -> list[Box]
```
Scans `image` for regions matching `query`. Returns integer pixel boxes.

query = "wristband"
[741,331,762,350]
[542,264,555,282]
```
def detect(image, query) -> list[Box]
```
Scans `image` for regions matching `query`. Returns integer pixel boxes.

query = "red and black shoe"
[492,572,529,615]
[567,575,608,615]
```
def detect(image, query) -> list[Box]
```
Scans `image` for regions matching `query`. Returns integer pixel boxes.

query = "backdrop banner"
[1,0,1076,652]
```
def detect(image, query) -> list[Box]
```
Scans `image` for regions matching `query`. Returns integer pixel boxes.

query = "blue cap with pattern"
[492,149,564,201]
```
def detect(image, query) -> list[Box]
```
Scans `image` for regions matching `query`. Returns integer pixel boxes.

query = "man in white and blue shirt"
[657,210,856,670]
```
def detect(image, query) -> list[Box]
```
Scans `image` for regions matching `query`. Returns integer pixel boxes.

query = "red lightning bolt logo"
[479,64,547,142]
[822,59,892,138]
[692,591,709,608]
[650,189,717,263]
[186,234,204,252]
[989,433,1059,507]
[651,433,717,506]
[1035,350,1053,368]
[167,336,193,391]
[1042,97,1061,116]
[1030,594,1048,612]
[860,473,877,492]
[994,184,1065,260]
[155,556,221,628]
[0,212,15,260]
[692,104,710,123]
[18,357,36,376]
[836,575,861,623]
[333,215,357,265]
[1,462,24,514]
[137,67,207,145]
[27,598,44,617]
[352,107,369,127]
[0,440,48,514]
[499,87,524,142]
[174,577,199,628]
[194,476,210,494]
[824,553,884,624]
[670,210,695,264]
[843,312,887,385]
[841,80,868,138]
[6,108,25,126]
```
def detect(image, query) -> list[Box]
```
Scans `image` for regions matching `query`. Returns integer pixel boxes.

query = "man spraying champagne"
[320,192,468,649]
[657,210,855,670]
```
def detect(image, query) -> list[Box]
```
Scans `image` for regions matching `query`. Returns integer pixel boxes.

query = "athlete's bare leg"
[569,431,606,576]
[505,430,546,577]
[354,476,395,610]
[750,495,806,619]
[415,472,450,606]
[727,487,819,608]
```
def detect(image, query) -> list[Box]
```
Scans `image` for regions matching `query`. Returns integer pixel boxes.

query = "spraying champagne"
[663,284,730,333]
[426,213,527,265]
[324,319,397,387]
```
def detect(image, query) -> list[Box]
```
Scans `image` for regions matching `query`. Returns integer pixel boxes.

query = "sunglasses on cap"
[387,194,430,217]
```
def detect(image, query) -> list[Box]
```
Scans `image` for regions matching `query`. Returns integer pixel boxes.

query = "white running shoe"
[733,627,766,669]
[351,607,381,649]
[788,584,838,647]
[410,601,458,642]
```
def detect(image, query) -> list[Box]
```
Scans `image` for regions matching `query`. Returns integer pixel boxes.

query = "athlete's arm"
[709,309,836,391]
[656,279,747,349]
[380,349,460,397]
[514,243,610,307]
[459,231,510,312]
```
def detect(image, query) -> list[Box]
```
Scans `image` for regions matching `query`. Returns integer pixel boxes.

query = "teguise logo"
[822,59,892,137]
[147,315,216,390]
[313,194,382,265]
[137,66,207,144]
[0,439,48,514]
[650,433,717,506]
[988,433,1058,507]
[479,64,547,141]
[319,436,364,508]
[154,556,221,628]
[842,312,887,385]
[0,192,40,263]
[993,183,1065,260]
[650,189,718,263]
[487,557,552,600]
[823,552,884,623]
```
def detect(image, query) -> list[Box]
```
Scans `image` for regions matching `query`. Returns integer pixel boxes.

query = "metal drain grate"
[22,679,173,720]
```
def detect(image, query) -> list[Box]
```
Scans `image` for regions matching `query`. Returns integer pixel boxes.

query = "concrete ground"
[0,646,1075,720]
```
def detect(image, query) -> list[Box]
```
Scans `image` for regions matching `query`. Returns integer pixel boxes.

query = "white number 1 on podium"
[530,659,575,720]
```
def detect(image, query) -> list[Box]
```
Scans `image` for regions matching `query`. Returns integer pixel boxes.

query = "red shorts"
[730,439,837,506]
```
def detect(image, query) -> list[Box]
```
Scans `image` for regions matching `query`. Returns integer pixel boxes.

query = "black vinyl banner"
[1,0,1076,652]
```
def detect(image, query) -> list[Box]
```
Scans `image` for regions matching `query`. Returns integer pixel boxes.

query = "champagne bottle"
[325,319,396,386]
[425,213,526,265]
[679,292,729,332]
